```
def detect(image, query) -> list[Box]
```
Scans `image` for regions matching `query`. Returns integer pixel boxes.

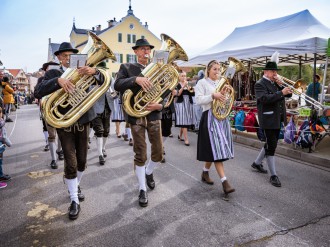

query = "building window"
[118,33,122,42]
[114,53,123,63]
[127,34,136,44]
[126,54,136,63]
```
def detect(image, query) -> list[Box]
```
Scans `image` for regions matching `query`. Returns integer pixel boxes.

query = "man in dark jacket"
[114,39,164,207]
[34,42,105,220]
[251,60,292,187]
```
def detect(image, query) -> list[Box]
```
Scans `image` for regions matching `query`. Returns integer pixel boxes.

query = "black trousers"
[263,129,281,156]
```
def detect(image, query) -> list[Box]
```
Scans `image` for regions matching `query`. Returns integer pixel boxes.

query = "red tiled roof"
[8,69,21,77]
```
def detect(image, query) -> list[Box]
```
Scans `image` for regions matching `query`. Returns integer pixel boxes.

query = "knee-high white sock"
[266,156,277,176]
[135,165,147,191]
[255,147,265,165]
[162,137,167,155]
[96,137,103,156]
[126,128,132,139]
[49,142,57,161]
[57,137,62,152]
[77,171,83,185]
[146,160,158,175]
[43,131,49,144]
[102,137,107,150]
[65,178,79,204]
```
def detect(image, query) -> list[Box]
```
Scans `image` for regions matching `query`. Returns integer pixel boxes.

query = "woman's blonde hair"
[205,60,220,78]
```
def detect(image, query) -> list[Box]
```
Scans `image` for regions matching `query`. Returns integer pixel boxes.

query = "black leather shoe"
[68,201,80,220]
[102,149,107,158]
[78,186,85,202]
[270,175,281,187]
[44,144,49,151]
[57,150,64,160]
[138,190,148,207]
[146,173,155,190]
[161,157,166,163]
[50,160,58,169]
[99,155,105,165]
[251,162,268,174]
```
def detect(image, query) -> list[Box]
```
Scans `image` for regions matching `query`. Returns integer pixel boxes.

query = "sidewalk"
[232,129,330,169]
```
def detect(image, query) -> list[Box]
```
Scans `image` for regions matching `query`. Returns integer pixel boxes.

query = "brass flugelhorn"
[43,32,116,128]
[212,57,247,120]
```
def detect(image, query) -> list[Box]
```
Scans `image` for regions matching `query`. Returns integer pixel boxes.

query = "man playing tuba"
[34,42,106,220]
[114,39,164,207]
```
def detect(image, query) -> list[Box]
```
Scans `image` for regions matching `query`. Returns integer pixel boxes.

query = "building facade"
[48,3,162,77]
[7,69,29,93]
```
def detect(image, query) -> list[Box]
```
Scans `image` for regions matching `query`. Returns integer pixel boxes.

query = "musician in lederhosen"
[35,61,64,170]
[34,42,105,220]
[114,39,164,207]
[195,60,235,195]
[174,71,195,146]
[91,61,114,165]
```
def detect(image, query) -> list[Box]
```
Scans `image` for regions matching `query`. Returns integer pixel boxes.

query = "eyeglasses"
[60,54,71,58]
[139,47,151,51]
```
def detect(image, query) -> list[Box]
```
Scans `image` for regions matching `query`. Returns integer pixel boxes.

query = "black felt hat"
[132,38,154,50]
[262,61,281,70]
[54,42,79,56]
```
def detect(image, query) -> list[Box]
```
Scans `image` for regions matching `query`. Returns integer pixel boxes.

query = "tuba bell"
[122,33,188,118]
[212,57,247,120]
[42,32,116,128]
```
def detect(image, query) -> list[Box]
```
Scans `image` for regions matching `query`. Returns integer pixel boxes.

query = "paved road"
[0,105,329,247]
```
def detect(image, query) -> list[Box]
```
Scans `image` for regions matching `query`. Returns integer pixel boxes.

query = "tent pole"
[298,56,302,78]
[320,56,328,105]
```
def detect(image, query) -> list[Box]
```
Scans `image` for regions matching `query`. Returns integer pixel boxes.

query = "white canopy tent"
[180,9,330,67]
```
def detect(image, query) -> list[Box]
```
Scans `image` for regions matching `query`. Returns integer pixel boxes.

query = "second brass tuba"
[42,32,116,128]
[212,57,247,120]
[122,33,188,118]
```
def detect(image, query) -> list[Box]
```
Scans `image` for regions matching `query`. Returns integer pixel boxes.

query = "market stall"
[181,9,330,151]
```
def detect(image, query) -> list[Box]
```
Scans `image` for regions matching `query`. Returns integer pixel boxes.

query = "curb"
[232,132,330,169]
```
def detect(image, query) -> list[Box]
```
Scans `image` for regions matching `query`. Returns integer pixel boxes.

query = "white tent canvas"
[181,9,330,67]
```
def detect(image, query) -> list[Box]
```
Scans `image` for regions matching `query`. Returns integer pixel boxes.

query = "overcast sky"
[0,0,329,73]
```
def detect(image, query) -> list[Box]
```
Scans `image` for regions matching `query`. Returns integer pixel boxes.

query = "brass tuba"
[212,57,247,120]
[42,32,116,128]
[122,33,188,117]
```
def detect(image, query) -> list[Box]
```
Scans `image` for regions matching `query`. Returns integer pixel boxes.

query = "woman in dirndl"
[195,60,235,195]
[174,71,195,146]
[110,83,125,138]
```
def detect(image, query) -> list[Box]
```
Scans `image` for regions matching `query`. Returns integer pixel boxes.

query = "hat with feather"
[262,51,281,70]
